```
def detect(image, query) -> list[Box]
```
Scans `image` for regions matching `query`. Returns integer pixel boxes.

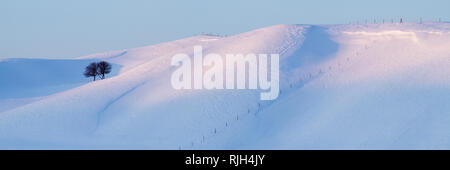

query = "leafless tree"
[84,62,98,81]
[97,61,112,79]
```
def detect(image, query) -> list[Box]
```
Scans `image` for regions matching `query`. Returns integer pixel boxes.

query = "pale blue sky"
[1,0,449,59]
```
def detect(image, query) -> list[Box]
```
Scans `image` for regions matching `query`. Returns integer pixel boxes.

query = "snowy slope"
[0,23,449,149]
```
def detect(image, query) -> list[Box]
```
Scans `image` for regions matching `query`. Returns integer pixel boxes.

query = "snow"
[0,58,121,99]
[0,23,449,149]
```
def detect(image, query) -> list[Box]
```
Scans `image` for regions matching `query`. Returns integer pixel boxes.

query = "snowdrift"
[0,23,449,149]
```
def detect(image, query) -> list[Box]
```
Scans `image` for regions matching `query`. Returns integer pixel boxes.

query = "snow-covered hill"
[1,23,450,149]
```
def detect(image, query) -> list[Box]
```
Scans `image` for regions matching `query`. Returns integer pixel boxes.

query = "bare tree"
[97,61,112,79]
[84,62,98,81]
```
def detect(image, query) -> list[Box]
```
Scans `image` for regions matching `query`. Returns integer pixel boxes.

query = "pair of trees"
[84,61,112,81]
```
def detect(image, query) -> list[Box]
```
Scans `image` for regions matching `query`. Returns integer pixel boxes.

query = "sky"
[1,0,449,59]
